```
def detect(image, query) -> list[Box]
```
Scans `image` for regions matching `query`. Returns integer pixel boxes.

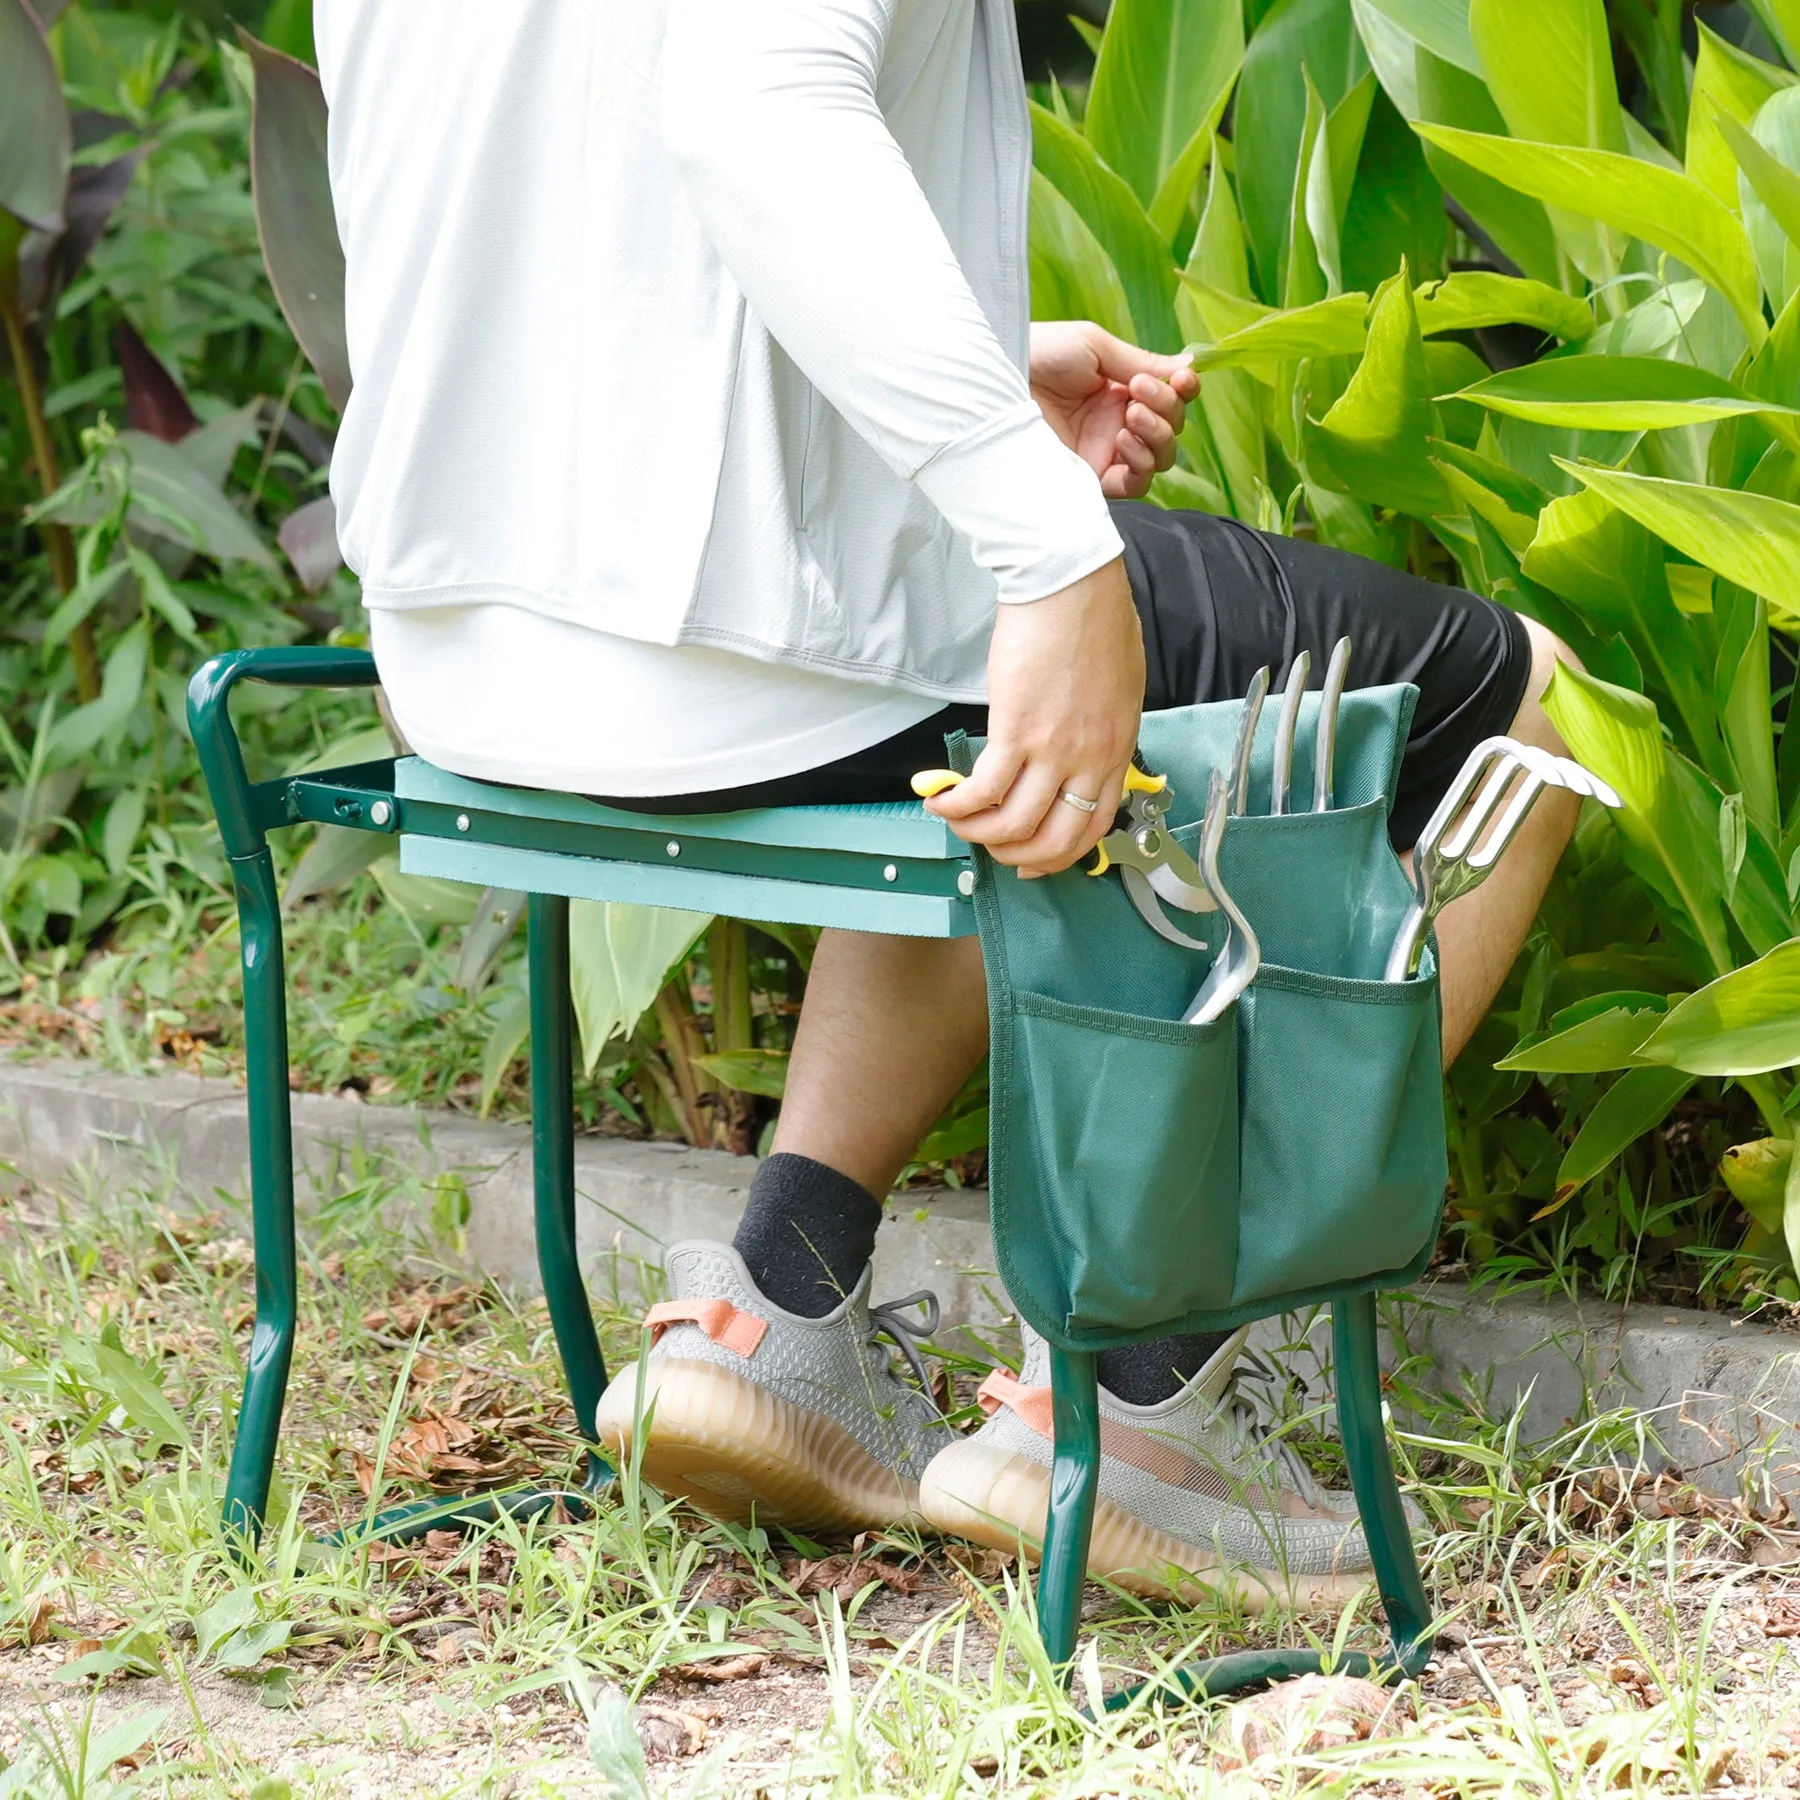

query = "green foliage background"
[7,0,1800,1306]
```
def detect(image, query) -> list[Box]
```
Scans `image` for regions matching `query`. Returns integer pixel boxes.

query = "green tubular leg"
[1332,1290,1432,1677]
[188,648,384,1549]
[528,894,612,1487]
[220,845,297,1546]
[1099,1292,1434,1710]
[1037,1347,1100,1670]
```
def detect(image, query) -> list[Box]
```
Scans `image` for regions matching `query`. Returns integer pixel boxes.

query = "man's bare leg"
[776,617,1582,1191]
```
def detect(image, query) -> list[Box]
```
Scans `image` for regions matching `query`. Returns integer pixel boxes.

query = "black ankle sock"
[731,1153,883,1318]
[1097,1331,1235,1406]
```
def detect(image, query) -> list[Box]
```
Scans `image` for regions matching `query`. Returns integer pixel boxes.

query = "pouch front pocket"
[1231,962,1446,1307]
[997,991,1240,1335]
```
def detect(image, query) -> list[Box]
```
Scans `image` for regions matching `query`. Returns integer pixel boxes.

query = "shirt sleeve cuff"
[912,404,1127,605]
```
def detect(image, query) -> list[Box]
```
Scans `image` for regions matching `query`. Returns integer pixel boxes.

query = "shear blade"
[1124,868,1212,949]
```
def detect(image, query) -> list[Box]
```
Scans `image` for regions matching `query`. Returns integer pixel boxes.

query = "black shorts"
[606,503,1533,848]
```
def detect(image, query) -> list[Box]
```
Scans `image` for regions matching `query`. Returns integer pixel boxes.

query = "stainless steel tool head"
[1183,770,1261,1025]
[1312,636,1352,813]
[1229,666,1271,817]
[1269,650,1311,817]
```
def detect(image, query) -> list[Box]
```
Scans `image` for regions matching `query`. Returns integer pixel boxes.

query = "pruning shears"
[911,758,1217,950]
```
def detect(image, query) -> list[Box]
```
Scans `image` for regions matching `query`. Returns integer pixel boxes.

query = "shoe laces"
[865,1289,941,1398]
[1222,1347,1326,1511]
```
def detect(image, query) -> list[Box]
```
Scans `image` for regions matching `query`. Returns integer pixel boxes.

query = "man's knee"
[1510,615,1581,753]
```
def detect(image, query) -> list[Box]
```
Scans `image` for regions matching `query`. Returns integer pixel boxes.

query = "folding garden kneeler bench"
[190,643,1439,1704]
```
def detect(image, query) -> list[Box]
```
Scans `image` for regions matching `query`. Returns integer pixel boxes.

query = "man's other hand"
[1030,322,1199,500]
[924,557,1143,877]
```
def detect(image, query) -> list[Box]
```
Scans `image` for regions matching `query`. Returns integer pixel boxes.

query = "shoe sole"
[918,1440,1372,1610]
[594,1357,921,1531]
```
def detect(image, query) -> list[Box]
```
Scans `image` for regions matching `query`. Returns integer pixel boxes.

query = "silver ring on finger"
[1060,790,1100,814]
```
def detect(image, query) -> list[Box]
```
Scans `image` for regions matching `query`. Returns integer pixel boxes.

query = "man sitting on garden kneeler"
[314,0,1581,1600]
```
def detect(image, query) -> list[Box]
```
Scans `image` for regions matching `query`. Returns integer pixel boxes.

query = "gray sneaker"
[918,1325,1399,1608]
[594,1240,950,1530]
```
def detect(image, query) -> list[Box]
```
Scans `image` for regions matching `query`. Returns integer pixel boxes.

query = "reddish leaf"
[0,0,70,236]
[242,31,349,409]
[277,493,342,592]
[114,320,198,443]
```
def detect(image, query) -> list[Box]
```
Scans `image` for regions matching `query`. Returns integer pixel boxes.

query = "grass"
[2,1154,1800,1795]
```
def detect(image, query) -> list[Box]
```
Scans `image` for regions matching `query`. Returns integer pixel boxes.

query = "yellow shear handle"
[910,764,1166,877]
[909,764,1165,802]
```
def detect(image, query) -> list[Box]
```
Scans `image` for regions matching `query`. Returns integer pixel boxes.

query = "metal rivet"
[883,863,898,883]
[456,813,471,833]
[957,869,976,897]
[369,799,392,827]
[666,840,682,858]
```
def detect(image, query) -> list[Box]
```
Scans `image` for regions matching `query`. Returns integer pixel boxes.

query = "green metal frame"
[187,645,1433,1698]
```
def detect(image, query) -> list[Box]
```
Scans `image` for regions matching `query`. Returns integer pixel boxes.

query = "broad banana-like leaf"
[1314,265,1448,515]
[1714,587,1780,842]
[1541,663,1732,976]
[1687,23,1795,211]
[1341,87,1450,290]
[1413,272,1593,340]
[1638,938,1800,1075]
[569,901,711,1075]
[1085,0,1243,213]
[278,493,342,594]
[1722,1135,1791,1231]
[114,320,198,443]
[690,1049,789,1100]
[371,863,482,928]
[1414,50,1562,287]
[1434,454,1538,554]
[1351,0,1423,118]
[1179,281,1369,375]
[1029,105,1180,351]
[1721,96,1800,309]
[1030,172,1135,344]
[1285,76,1332,308]
[1450,356,1800,439]
[1147,125,1217,248]
[1557,460,1800,628]
[0,0,69,239]
[243,31,350,411]
[1468,0,1623,281]
[1357,0,1479,73]
[1747,0,1800,68]
[1468,0,1626,153]
[1414,125,1767,346]
[1302,71,1377,301]
[454,887,527,995]
[1541,1065,1696,1214]
[1235,0,1369,300]
[1497,999,1667,1072]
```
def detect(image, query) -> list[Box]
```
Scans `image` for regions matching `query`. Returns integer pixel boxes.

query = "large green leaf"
[1722,93,1800,310]
[1030,171,1135,343]
[1236,0,1368,299]
[569,902,711,1075]
[1413,125,1768,345]
[0,0,70,240]
[1414,50,1561,287]
[244,32,350,410]
[1449,355,1800,435]
[1686,23,1795,211]
[1341,86,1449,290]
[1547,1066,1696,1210]
[1468,0,1623,281]
[1468,0,1625,153]
[1358,0,1478,73]
[1558,460,1800,628]
[1541,663,1733,976]
[1086,0,1244,212]
[1413,272,1593,340]
[1747,0,1800,68]
[1030,104,1181,350]
[1314,264,1447,514]
[1179,280,1370,373]
[1638,938,1800,1075]
[1496,1001,1665,1072]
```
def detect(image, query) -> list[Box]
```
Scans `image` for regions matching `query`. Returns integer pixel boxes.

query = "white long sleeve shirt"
[315,0,1124,793]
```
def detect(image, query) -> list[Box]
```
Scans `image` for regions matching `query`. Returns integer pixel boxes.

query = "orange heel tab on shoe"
[977,1368,1053,1439]
[645,1299,768,1358]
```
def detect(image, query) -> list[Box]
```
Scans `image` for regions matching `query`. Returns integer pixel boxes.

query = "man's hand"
[925,557,1143,877]
[1030,322,1200,500]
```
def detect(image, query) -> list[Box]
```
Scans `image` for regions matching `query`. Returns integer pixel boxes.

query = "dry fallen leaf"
[1212,1674,1410,1771]
[668,1652,766,1684]
[635,1703,708,1758]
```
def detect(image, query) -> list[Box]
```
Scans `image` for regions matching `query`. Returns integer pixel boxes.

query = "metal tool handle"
[1313,637,1352,814]
[1383,898,1427,983]
[1269,651,1311,817]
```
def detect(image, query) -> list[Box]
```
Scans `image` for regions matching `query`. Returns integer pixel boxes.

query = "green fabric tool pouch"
[949,681,1448,1352]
